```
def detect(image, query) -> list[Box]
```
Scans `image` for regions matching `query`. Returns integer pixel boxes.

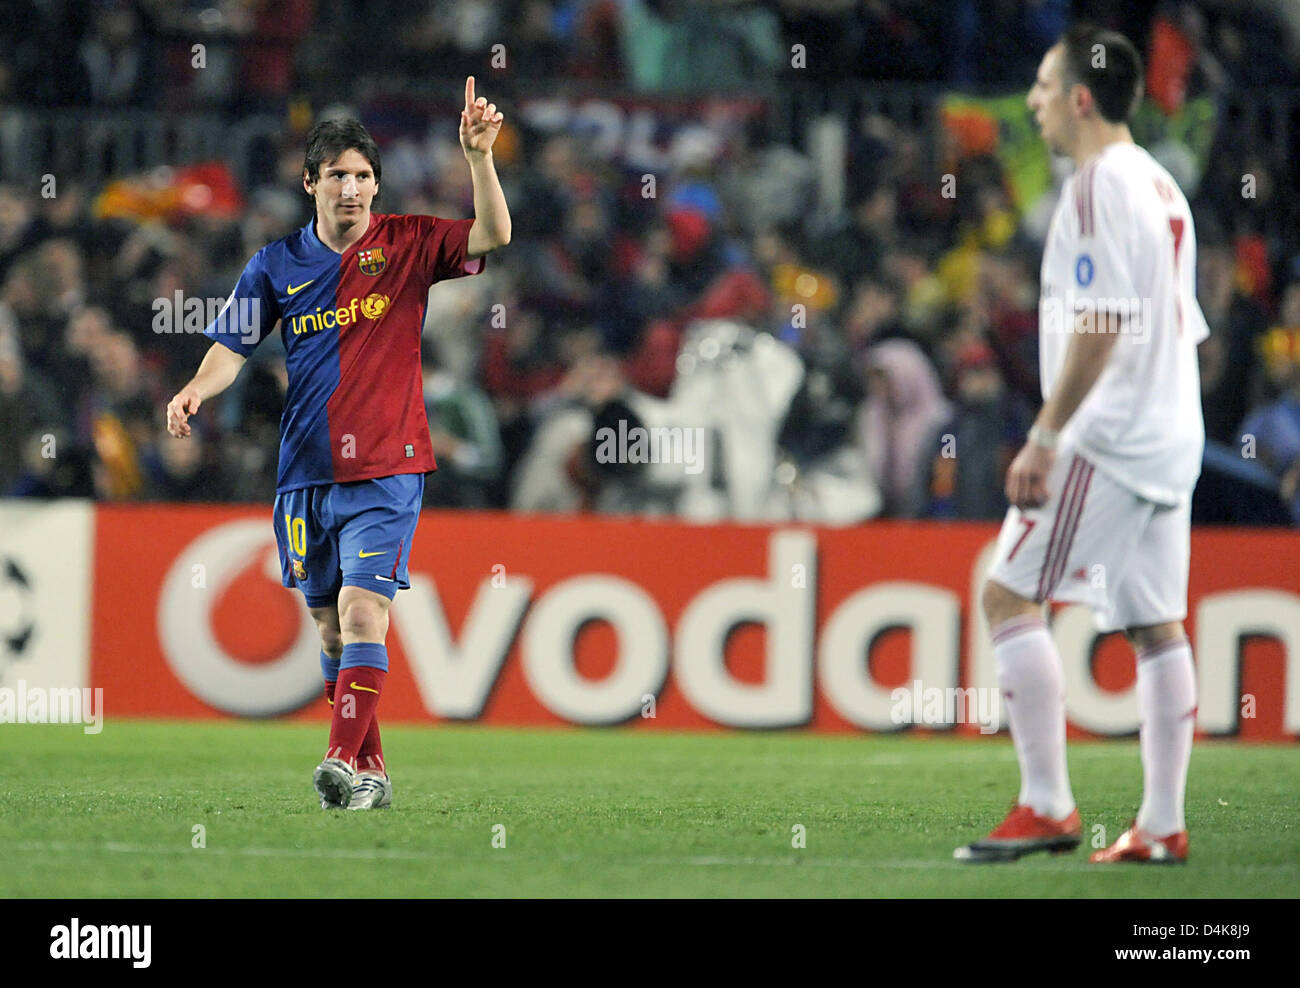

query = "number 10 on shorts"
[284,514,307,556]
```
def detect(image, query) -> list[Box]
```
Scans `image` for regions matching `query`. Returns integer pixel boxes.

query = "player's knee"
[1126,621,1185,653]
[338,594,389,640]
[982,579,1035,628]
[309,606,343,658]
[316,624,343,659]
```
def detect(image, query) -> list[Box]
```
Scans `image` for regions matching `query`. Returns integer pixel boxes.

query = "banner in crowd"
[1,501,1296,739]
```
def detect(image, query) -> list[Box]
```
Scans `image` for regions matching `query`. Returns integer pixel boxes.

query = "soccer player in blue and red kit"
[165,78,510,809]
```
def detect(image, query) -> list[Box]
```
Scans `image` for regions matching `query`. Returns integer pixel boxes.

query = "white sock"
[1135,638,1196,836]
[992,615,1075,820]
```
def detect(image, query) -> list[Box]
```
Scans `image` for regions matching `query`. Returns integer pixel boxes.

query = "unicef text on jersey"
[151,291,261,347]
[1038,291,1152,345]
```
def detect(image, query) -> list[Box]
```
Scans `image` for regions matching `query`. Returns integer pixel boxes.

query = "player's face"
[1027,45,1071,155]
[305,148,378,229]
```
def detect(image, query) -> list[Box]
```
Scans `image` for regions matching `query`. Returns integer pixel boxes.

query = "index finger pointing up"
[465,76,475,113]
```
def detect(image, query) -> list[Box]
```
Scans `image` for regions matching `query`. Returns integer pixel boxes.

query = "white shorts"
[986,446,1191,632]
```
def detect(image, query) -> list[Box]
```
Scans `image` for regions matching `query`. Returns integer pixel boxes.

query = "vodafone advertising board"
[80,505,1300,738]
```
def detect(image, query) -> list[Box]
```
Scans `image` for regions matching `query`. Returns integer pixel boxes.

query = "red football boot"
[1090,823,1188,864]
[954,804,1082,862]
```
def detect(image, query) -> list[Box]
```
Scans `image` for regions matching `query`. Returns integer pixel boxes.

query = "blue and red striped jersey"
[203,214,484,492]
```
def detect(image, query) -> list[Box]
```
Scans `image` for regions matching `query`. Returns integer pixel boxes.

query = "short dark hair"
[302,118,382,185]
[1058,23,1144,124]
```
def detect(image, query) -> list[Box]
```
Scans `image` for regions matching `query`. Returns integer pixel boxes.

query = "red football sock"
[323,678,383,774]
[356,715,386,777]
[325,666,387,768]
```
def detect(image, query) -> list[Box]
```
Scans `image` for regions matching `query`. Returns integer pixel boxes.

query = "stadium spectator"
[78,0,159,107]
[144,422,221,502]
[422,338,505,509]
[1239,327,1300,526]
[717,117,816,238]
[0,321,61,495]
[7,429,96,498]
[842,274,908,354]
[1197,238,1268,444]
[935,339,1021,521]
[509,349,610,513]
[84,331,157,500]
[616,0,784,93]
[976,246,1040,410]
[0,0,1294,527]
[858,338,952,518]
[815,183,900,288]
[0,185,43,283]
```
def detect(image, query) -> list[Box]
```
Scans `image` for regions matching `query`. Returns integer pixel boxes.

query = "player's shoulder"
[252,223,316,270]
[229,240,282,286]
[1092,143,1182,198]
[376,212,416,236]
[1083,143,1138,194]
[375,212,459,239]
[1067,153,1107,238]
[1074,144,1171,235]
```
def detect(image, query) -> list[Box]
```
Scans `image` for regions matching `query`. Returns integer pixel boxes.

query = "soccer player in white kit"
[955,25,1207,863]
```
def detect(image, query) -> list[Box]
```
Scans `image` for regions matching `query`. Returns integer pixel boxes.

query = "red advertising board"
[89,505,1299,739]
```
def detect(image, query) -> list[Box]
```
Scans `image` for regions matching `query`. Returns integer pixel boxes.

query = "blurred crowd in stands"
[4,0,1300,105]
[1,0,1299,524]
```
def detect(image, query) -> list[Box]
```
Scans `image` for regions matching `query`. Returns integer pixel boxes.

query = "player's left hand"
[460,76,503,158]
[1005,440,1054,510]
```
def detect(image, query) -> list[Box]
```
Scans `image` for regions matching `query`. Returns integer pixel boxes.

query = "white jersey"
[1039,141,1208,506]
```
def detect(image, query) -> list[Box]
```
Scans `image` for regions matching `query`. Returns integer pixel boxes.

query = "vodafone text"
[158,524,1299,732]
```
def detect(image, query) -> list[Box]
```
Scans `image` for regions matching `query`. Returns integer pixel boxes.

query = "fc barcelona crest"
[357,247,387,276]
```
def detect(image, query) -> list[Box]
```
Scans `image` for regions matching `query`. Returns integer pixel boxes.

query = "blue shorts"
[274,474,424,608]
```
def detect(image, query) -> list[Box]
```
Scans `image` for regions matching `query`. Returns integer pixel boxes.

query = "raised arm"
[166,341,247,438]
[459,75,511,258]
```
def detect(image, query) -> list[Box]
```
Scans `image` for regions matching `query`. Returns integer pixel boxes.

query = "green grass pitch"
[1,721,1294,898]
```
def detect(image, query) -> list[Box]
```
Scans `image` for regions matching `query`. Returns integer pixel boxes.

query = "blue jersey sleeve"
[203,249,280,357]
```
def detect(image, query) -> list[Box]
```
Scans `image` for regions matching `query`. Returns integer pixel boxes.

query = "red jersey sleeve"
[416,215,486,285]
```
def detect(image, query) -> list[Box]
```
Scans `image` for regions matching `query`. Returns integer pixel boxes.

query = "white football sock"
[1135,638,1196,837]
[992,615,1075,820]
